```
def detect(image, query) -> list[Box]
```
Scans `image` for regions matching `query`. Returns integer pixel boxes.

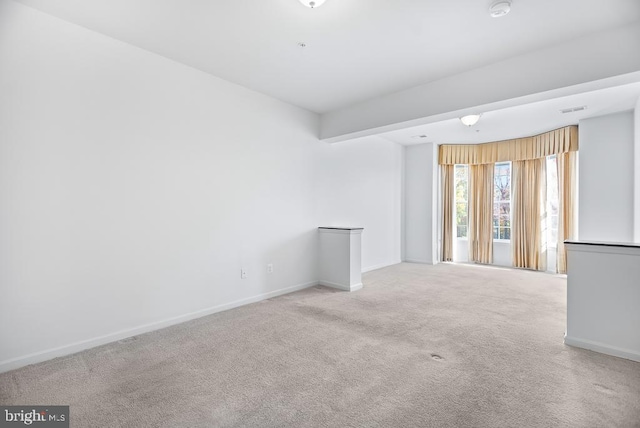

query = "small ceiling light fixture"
[460,114,482,127]
[489,1,511,18]
[299,0,326,8]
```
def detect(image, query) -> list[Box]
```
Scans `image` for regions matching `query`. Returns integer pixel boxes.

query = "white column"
[318,227,363,292]
[404,143,439,264]
[634,96,640,243]
[578,112,634,242]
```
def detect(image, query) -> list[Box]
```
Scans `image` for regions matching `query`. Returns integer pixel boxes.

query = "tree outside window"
[454,165,468,238]
[493,162,511,240]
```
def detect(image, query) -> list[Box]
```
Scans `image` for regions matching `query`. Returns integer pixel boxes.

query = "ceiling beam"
[320,22,640,143]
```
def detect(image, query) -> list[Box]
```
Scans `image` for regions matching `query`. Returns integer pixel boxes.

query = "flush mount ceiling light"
[489,1,511,18]
[299,0,326,8]
[460,114,481,127]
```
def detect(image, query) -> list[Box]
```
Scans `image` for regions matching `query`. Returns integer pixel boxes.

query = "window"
[454,164,469,238]
[493,162,511,240]
[546,155,559,247]
[455,162,511,241]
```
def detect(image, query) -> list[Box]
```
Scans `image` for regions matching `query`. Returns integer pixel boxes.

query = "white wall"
[578,111,635,242]
[492,242,512,267]
[455,241,555,271]
[454,239,512,267]
[635,97,640,243]
[315,137,403,272]
[0,1,402,371]
[404,143,438,264]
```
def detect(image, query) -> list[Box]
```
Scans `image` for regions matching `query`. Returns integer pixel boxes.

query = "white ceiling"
[381,82,640,145]
[13,0,640,114]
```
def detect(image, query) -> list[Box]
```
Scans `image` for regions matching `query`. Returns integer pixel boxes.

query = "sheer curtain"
[441,165,454,262]
[469,164,494,264]
[512,158,547,270]
[556,151,577,274]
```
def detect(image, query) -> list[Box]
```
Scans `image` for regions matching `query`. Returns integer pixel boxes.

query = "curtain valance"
[438,125,578,165]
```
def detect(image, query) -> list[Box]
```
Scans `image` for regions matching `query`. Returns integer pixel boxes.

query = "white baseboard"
[349,283,363,291]
[564,335,640,363]
[403,258,437,265]
[319,280,362,292]
[362,260,402,273]
[0,280,319,374]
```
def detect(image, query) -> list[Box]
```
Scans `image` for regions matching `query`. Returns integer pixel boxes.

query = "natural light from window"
[455,158,559,247]
[455,162,513,241]
[546,155,559,248]
[493,162,511,240]
[455,164,468,238]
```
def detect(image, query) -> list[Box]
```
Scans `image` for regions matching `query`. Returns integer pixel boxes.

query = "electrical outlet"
[267,264,274,273]
[241,269,248,279]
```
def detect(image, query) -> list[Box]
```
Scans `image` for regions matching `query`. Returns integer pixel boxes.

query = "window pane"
[455,165,469,239]
[500,227,511,240]
[546,155,559,248]
[456,202,468,229]
[494,162,511,201]
[455,165,468,201]
[547,157,558,215]
[499,201,510,215]
[500,213,510,227]
[495,162,509,176]
[493,162,511,243]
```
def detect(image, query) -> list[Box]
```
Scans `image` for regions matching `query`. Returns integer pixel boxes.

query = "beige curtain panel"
[512,158,547,271]
[469,164,494,264]
[441,165,454,262]
[439,126,578,165]
[556,151,577,274]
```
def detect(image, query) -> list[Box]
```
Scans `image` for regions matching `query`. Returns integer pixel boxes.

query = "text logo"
[1,407,68,428]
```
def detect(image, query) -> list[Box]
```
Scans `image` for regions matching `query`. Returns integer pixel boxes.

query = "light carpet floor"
[1,263,639,427]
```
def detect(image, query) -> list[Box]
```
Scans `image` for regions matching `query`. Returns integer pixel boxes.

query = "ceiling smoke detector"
[489,1,511,18]
[299,0,326,8]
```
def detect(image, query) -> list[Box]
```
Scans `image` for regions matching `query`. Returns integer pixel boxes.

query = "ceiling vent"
[560,106,587,114]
